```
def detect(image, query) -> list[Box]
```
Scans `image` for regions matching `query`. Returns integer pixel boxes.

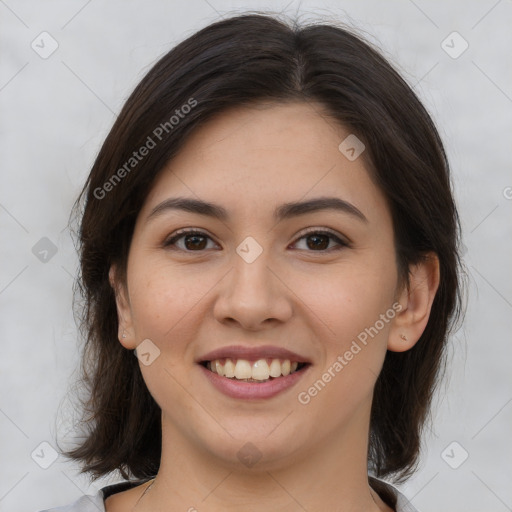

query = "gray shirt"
[37,477,420,512]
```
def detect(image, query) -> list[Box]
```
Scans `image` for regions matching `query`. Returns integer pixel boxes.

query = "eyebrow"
[146,196,368,224]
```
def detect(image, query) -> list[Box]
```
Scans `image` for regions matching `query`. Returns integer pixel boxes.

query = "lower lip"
[199,364,311,400]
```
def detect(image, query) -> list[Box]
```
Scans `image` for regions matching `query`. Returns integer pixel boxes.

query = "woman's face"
[115,101,403,469]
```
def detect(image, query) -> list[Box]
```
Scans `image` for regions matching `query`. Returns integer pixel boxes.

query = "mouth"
[196,345,312,399]
[199,358,310,383]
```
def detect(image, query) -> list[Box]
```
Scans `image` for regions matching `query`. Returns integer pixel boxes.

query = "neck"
[136,404,392,511]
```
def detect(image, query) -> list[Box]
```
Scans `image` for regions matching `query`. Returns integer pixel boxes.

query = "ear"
[109,265,137,350]
[388,252,440,352]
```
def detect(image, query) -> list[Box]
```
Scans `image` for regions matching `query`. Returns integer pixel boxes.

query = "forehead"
[139,101,387,224]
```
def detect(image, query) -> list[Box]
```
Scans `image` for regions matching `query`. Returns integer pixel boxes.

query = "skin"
[107,101,440,512]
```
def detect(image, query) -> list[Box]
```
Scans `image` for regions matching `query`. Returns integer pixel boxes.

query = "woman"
[40,12,463,512]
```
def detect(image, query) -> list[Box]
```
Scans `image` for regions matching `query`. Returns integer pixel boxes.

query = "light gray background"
[1,1,511,511]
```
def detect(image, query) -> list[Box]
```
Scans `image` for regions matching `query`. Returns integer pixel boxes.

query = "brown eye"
[305,233,330,250]
[164,228,349,253]
[293,229,349,252]
[164,230,217,251]
[183,233,207,250]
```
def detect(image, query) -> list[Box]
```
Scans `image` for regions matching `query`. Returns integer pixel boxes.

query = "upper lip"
[197,345,312,364]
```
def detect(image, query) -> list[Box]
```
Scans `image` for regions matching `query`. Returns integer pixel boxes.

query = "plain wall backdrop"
[1,1,511,511]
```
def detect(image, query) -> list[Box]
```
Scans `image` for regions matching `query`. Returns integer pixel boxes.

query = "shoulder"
[36,480,150,512]
[36,492,104,512]
[370,477,421,512]
[38,477,419,512]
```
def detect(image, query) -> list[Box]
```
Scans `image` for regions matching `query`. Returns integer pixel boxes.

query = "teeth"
[207,358,303,380]
[224,358,235,377]
[215,360,224,377]
[252,359,270,381]
[269,359,282,377]
[234,359,252,379]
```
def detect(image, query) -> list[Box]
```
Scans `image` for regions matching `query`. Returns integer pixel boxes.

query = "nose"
[213,247,293,331]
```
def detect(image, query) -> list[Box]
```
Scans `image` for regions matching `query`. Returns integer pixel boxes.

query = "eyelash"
[163,228,350,253]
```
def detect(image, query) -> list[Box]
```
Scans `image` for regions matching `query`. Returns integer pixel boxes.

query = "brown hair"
[62,12,464,483]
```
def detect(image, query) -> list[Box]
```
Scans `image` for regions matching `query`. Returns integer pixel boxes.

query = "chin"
[200,427,308,473]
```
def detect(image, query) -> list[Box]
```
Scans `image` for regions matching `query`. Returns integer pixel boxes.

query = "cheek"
[126,258,212,340]
[126,262,208,406]
[291,257,397,408]
[294,258,397,344]
[294,284,394,433]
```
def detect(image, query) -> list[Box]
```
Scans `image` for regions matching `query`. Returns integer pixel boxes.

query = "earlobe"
[388,252,440,352]
[109,265,137,350]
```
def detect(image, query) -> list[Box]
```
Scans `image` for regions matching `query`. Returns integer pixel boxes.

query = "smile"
[202,358,308,382]
[199,358,311,400]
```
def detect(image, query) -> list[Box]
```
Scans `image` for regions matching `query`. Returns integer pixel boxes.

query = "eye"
[163,228,350,253]
[291,228,349,252]
[163,229,219,251]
